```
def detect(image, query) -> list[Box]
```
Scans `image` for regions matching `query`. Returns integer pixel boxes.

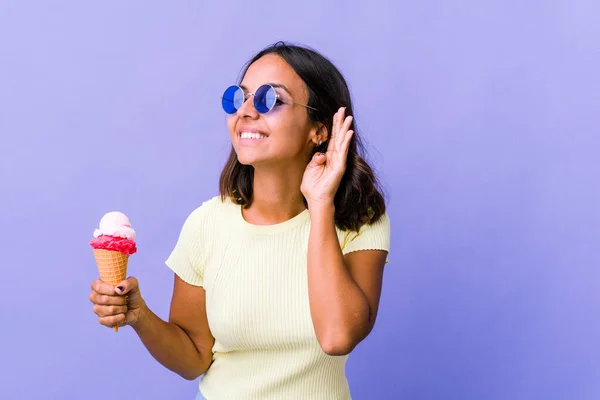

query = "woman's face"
[227,54,319,168]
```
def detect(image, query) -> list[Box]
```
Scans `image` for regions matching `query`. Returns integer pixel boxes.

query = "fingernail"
[117,286,124,293]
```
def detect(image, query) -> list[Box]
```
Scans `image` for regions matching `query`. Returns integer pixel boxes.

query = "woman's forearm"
[307,202,371,356]
[131,304,211,380]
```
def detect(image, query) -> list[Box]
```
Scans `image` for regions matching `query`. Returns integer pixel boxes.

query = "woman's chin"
[235,148,274,166]
[236,154,262,166]
[236,151,306,169]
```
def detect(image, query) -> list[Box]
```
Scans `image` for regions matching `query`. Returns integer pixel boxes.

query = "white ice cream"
[93,211,136,240]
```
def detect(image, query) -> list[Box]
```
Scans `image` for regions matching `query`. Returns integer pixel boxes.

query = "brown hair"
[219,42,386,232]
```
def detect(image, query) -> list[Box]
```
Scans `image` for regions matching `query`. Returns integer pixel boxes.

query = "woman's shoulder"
[336,212,391,255]
[197,194,232,211]
[184,195,237,224]
[336,211,390,235]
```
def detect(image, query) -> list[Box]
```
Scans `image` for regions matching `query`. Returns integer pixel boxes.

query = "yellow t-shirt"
[165,196,391,400]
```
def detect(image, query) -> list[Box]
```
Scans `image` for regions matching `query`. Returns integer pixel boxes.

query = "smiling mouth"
[239,131,268,139]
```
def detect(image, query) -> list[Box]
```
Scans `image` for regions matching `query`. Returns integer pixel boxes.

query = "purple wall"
[1,1,599,399]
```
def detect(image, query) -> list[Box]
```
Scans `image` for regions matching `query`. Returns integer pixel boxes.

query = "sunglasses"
[221,84,318,114]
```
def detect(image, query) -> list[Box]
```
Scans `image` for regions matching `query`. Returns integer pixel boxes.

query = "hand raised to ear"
[301,107,354,207]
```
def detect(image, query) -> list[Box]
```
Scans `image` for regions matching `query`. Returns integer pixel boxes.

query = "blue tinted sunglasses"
[221,84,318,114]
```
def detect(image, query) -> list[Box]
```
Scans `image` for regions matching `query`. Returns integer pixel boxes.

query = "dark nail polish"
[117,286,124,292]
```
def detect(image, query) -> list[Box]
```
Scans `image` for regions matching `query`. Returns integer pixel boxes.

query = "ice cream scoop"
[93,211,136,240]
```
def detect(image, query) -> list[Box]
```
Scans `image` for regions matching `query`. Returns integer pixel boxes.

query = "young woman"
[89,42,391,400]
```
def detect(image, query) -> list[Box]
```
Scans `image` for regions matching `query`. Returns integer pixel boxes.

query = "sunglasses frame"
[222,84,319,114]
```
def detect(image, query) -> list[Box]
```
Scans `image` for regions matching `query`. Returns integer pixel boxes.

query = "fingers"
[90,280,127,306]
[93,304,128,318]
[91,280,117,296]
[338,115,353,147]
[114,276,139,296]
[90,278,138,330]
[330,107,352,152]
[309,152,327,167]
[341,114,353,133]
[98,314,127,329]
[89,291,127,306]
[330,108,340,146]
[91,292,128,328]
[329,108,342,151]
[341,130,354,157]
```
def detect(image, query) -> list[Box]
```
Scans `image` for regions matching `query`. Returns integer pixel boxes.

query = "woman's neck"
[243,165,307,226]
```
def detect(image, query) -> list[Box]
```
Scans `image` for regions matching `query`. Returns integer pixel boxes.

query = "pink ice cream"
[89,211,137,255]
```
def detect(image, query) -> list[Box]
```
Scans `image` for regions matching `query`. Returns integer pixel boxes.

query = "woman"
[89,42,391,400]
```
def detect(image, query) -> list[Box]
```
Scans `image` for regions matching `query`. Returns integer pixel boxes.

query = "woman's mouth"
[239,131,268,140]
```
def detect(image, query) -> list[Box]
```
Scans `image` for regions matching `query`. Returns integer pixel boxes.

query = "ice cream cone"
[93,248,129,332]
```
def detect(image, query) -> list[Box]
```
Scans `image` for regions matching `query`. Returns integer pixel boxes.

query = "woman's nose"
[237,94,259,119]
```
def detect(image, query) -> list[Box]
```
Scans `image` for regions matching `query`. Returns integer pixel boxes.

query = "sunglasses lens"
[254,85,277,113]
[222,86,244,114]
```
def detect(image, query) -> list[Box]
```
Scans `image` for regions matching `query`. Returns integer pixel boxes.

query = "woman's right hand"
[89,277,146,329]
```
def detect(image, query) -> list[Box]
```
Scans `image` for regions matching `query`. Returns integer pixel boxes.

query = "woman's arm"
[301,107,388,356]
[307,203,387,356]
[126,275,215,380]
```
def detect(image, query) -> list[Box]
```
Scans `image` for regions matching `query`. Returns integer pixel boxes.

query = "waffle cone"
[93,249,129,332]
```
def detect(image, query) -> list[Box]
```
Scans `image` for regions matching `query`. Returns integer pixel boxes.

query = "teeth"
[240,132,266,139]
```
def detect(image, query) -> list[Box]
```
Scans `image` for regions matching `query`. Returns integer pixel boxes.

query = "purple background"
[1,1,599,399]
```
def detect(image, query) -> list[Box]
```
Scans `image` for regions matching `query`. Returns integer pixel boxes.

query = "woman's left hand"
[301,107,354,207]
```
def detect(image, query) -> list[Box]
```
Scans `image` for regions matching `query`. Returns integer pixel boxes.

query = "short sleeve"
[165,207,206,287]
[342,213,391,259]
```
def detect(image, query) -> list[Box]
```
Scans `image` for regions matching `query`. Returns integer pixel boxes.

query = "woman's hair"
[219,42,386,232]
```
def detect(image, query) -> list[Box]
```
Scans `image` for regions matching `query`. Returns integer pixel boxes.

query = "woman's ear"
[311,123,329,146]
